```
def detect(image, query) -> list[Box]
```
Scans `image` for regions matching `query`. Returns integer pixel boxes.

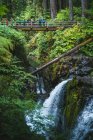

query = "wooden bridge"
[0,20,77,31]
[14,21,77,31]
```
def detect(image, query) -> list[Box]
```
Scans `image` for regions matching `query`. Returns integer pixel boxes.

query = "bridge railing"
[0,19,78,28]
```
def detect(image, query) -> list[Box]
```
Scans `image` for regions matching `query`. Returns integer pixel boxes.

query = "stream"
[71,98,93,140]
[25,79,93,140]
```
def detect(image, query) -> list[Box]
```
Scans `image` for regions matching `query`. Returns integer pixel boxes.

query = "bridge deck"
[14,25,67,31]
[14,21,77,31]
[0,21,78,31]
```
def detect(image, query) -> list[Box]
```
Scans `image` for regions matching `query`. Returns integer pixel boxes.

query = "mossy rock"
[63,78,83,129]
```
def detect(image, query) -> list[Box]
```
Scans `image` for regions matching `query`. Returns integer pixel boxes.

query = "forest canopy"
[0,0,93,20]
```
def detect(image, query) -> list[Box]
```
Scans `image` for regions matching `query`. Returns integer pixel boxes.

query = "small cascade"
[25,79,71,136]
[71,99,93,140]
[36,74,46,94]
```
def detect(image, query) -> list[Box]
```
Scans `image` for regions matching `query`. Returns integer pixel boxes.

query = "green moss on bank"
[64,78,81,128]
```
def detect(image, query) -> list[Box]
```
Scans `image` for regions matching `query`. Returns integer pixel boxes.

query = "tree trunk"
[81,0,86,18]
[50,0,57,19]
[42,0,48,11]
[56,0,63,11]
[69,0,73,21]
[59,0,63,10]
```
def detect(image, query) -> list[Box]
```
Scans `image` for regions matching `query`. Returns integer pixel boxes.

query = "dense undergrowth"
[0,26,39,140]
[27,20,93,66]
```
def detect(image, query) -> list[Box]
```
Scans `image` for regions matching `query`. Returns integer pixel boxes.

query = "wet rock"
[77,76,93,86]
[61,55,93,77]
[75,67,93,76]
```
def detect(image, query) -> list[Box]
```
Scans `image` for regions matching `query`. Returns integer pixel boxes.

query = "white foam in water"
[71,99,93,140]
[25,79,71,135]
[36,76,46,94]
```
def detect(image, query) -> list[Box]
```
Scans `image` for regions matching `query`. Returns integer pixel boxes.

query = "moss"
[64,92,79,127]
[64,78,81,128]
[90,71,93,76]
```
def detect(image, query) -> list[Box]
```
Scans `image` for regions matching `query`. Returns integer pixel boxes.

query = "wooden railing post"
[31,20,32,28]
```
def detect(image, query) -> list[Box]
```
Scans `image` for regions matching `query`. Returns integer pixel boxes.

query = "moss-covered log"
[32,38,93,75]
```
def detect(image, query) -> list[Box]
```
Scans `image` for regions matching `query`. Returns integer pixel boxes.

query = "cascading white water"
[71,99,93,140]
[25,79,71,136]
[36,75,46,94]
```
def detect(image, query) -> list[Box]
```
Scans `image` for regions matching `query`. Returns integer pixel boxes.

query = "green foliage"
[73,7,82,20]
[0,36,13,63]
[0,58,36,139]
[0,25,28,65]
[0,24,36,139]
[20,1,43,20]
[64,79,80,128]
[81,20,93,36]
[0,5,8,16]
[79,20,93,56]
[49,24,85,58]
[27,20,93,65]
[56,9,69,21]
[20,5,36,20]
[0,0,26,18]
[56,7,93,21]
[27,31,54,64]
[0,97,36,140]
[0,59,35,98]
[80,42,93,57]
[0,25,26,46]
[85,9,93,20]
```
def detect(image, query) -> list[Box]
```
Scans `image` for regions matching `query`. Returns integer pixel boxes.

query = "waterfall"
[36,74,46,94]
[25,79,71,136]
[71,99,93,140]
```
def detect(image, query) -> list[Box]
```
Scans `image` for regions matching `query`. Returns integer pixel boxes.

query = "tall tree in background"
[50,0,57,18]
[69,0,73,20]
[42,0,48,11]
[81,0,86,18]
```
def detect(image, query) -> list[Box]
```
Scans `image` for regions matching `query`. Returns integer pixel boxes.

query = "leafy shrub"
[49,24,85,58]
[0,59,35,99]
[0,97,36,140]
[0,26,28,65]
[0,36,13,63]
[27,32,54,64]
[0,5,8,16]
[27,20,93,63]
[0,25,26,46]
[56,9,69,21]
[80,42,93,57]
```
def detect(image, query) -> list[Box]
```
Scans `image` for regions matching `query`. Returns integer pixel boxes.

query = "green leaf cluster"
[49,24,86,58]
[0,97,36,140]
[0,60,35,99]
[80,42,93,57]
[0,36,13,63]
[0,5,8,16]
[27,20,93,65]
[56,9,69,21]
[0,25,27,64]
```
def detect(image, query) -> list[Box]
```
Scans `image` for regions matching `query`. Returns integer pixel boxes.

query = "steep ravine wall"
[41,54,93,140]
[63,77,93,130]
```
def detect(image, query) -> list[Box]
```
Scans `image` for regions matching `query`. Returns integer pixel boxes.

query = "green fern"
[0,5,8,16]
[0,36,13,63]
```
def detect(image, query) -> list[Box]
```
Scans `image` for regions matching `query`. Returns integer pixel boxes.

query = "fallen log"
[32,38,93,75]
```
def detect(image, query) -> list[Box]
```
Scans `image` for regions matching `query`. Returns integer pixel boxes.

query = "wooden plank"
[32,38,93,75]
[15,26,70,31]
[15,26,58,31]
